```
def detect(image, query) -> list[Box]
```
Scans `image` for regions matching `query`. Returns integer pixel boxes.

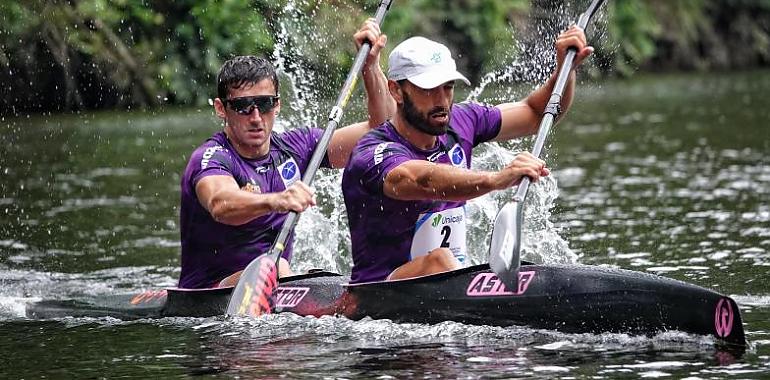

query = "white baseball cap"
[387,37,471,89]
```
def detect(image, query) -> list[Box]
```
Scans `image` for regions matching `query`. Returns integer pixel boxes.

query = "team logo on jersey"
[200,145,225,169]
[431,212,463,228]
[242,180,261,194]
[431,213,442,228]
[427,150,446,162]
[449,143,466,167]
[373,142,392,165]
[277,158,301,187]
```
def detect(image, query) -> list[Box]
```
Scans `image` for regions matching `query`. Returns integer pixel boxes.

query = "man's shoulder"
[190,138,229,161]
[357,122,398,148]
[273,125,315,139]
[451,101,483,112]
[271,125,319,157]
[449,101,502,142]
[348,126,413,174]
[186,132,235,174]
[352,124,405,160]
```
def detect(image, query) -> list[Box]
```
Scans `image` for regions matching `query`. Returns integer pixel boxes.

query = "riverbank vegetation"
[1,0,768,114]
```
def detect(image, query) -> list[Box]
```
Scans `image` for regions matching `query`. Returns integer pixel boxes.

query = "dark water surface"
[1,70,769,378]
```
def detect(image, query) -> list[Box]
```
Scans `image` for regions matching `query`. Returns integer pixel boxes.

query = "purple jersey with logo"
[178,128,330,289]
[343,102,502,283]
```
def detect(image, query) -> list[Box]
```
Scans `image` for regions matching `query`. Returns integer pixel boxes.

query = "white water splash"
[0,296,39,318]
[0,266,178,319]
[268,0,359,273]
[293,170,352,273]
[271,0,322,127]
[275,1,581,271]
[162,313,719,353]
[465,142,577,265]
[733,295,770,307]
[461,5,580,265]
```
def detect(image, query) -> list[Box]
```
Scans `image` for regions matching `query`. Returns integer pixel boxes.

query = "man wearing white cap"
[342,27,592,283]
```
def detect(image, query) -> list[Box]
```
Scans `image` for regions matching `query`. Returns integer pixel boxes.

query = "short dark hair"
[217,56,279,99]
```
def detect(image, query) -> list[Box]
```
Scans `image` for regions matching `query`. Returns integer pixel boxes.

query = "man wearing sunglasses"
[178,20,394,289]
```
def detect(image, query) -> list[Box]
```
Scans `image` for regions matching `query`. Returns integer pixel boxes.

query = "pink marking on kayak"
[130,289,168,305]
[714,297,734,338]
[273,287,310,308]
[466,271,535,296]
[245,258,277,316]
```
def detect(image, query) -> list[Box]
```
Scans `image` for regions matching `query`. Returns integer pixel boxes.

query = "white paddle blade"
[226,255,278,317]
[489,202,523,289]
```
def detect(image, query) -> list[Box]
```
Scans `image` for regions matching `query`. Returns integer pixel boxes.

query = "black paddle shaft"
[512,0,604,204]
[268,0,393,263]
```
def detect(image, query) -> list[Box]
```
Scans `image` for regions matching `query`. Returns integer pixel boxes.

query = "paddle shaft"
[227,0,394,317]
[511,0,604,203]
[267,0,393,263]
[488,0,605,288]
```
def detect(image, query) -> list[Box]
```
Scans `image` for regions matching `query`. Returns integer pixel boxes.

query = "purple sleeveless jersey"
[178,128,329,288]
[342,102,502,283]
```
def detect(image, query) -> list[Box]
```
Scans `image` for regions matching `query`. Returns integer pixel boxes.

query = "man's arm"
[494,25,593,142]
[383,153,549,202]
[357,17,396,128]
[327,18,396,169]
[195,175,315,226]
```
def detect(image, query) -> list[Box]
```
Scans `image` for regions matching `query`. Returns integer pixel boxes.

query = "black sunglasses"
[223,95,280,115]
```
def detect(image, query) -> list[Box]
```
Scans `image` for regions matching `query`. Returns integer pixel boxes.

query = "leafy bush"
[1,0,767,114]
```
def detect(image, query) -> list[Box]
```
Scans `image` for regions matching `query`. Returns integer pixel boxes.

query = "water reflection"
[0,67,768,377]
[164,314,748,378]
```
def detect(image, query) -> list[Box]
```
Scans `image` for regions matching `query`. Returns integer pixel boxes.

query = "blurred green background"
[1,0,768,114]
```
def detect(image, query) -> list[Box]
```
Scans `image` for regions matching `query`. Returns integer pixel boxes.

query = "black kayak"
[26,263,746,349]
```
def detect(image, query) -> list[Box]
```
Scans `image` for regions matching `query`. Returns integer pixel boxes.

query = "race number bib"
[410,206,467,265]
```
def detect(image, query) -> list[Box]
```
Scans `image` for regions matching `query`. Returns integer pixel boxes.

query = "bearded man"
[342,27,592,283]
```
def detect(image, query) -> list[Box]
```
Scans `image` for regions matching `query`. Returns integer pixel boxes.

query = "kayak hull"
[25,263,746,348]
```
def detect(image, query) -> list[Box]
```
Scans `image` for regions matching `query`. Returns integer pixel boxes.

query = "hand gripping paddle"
[489,0,606,289]
[226,0,394,317]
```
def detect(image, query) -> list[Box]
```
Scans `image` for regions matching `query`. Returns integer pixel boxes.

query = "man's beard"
[401,91,451,136]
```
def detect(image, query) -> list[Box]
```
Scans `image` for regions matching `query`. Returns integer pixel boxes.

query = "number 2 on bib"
[411,206,467,264]
[440,225,451,248]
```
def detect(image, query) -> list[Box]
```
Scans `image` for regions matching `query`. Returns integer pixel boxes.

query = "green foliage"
[0,0,277,111]
[1,0,768,114]
[607,0,661,76]
[383,0,528,79]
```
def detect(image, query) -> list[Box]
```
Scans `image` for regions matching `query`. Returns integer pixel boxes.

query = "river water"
[1,70,768,378]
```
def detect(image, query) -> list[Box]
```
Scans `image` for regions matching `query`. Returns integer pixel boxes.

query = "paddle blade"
[488,201,523,289]
[226,255,278,317]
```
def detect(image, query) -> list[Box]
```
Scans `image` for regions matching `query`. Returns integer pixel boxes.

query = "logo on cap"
[387,36,471,89]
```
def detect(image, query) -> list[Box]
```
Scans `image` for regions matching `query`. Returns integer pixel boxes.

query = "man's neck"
[391,114,438,151]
